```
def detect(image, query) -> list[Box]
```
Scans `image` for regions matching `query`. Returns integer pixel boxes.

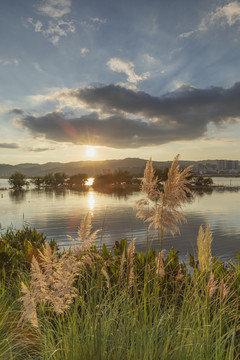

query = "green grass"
[1,242,240,360]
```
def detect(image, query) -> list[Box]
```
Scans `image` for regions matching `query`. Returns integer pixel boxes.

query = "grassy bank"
[1,229,240,360]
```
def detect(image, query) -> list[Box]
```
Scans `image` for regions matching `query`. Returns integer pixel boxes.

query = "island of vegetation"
[7,167,215,193]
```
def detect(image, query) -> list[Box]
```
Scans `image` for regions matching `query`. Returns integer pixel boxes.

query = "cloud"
[28,17,75,44]
[27,0,74,44]
[69,83,240,121]
[144,54,156,63]
[8,108,24,115]
[89,17,106,24]
[26,147,55,152]
[0,143,20,149]
[33,62,43,72]
[18,112,184,148]
[18,82,240,149]
[37,0,72,19]
[178,1,240,39]
[106,57,150,84]
[208,1,240,27]
[81,48,89,56]
[178,30,197,39]
[0,58,19,66]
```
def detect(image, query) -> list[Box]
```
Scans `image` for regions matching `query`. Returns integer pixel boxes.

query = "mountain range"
[0,158,237,178]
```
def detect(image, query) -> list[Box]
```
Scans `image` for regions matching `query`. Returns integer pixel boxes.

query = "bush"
[8,172,27,190]
[0,226,57,279]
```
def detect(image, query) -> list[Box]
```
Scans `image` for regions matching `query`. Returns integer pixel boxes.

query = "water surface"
[1,178,240,262]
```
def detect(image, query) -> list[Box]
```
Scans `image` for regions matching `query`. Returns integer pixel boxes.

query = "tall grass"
[1,156,240,359]
[13,253,240,359]
[0,278,40,359]
[1,236,238,360]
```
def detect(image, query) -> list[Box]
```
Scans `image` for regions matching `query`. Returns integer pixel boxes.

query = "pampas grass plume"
[197,223,213,271]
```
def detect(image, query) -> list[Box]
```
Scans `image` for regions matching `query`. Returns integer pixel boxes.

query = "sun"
[85,146,96,158]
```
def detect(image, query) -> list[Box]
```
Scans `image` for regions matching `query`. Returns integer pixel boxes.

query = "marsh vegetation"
[1,157,240,359]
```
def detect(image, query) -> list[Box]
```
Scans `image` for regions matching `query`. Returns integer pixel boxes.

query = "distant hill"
[0,158,238,178]
[0,158,149,177]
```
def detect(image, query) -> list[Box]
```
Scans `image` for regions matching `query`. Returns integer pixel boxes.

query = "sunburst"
[85,146,96,158]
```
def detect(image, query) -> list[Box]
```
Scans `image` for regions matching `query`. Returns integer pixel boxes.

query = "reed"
[14,249,240,359]
[137,155,192,250]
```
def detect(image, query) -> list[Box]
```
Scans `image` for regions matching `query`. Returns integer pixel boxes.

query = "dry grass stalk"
[141,158,159,201]
[156,250,165,279]
[18,283,38,329]
[101,268,110,289]
[19,242,81,328]
[127,239,135,288]
[197,223,213,271]
[80,252,102,267]
[119,250,126,285]
[137,155,192,249]
[207,271,218,299]
[68,212,101,254]
[207,273,229,300]
[19,213,102,328]
[176,266,184,281]
[219,280,229,301]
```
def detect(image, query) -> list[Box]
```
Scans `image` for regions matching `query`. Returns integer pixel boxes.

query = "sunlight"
[85,146,96,158]
[88,191,95,213]
[85,177,94,186]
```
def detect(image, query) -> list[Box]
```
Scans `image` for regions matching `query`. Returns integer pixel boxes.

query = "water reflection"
[193,188,213,197]
[9,190,26,202]
[88,191,95,213]
[94,184,138,199]
[1,186,240,262]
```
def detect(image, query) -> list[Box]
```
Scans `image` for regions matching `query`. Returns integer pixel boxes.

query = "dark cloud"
[0,142,20,149]
[69,83,240,124]
[18,83,240,148]
[9,108,23,115]
[17,111,209,148]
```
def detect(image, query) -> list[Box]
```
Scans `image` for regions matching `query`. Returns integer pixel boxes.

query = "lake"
[0,177,240,262]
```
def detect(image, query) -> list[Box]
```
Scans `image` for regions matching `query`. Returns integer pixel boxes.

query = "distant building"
[217,160,239,173]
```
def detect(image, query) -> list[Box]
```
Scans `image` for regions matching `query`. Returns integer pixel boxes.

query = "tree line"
[8,170,142,190]
[8,169,213,191]
[8,172,88,190]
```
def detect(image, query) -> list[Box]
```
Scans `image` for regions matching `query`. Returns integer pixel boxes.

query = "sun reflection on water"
[88,191,95,213]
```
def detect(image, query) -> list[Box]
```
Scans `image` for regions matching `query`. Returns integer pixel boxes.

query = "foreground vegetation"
[0,224,240,360]
[1,156,239,359]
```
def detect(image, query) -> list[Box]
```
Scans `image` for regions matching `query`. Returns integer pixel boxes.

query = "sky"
[1,0,240,165]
